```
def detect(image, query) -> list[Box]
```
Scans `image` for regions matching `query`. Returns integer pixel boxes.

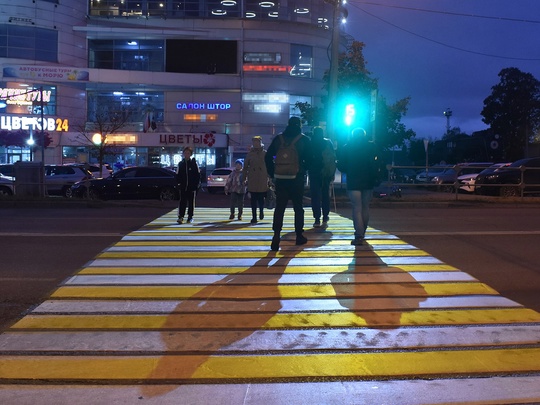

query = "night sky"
[346,0,540,140]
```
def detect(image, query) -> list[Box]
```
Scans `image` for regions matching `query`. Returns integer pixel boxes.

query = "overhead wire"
[349,1,540,61]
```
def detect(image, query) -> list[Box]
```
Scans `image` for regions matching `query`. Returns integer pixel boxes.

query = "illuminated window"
[290,44,312,78]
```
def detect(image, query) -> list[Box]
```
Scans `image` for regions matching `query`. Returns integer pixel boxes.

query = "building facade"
[0,0,337,175]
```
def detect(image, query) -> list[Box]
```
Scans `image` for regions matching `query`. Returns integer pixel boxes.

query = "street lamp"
[443,108,452,135]
[26,133,35,162]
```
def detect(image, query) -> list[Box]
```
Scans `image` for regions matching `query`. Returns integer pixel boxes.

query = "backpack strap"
[290,134,302,146]
[279,134,302,147]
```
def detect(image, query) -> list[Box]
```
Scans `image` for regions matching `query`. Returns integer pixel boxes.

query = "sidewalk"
[0,207,539,404]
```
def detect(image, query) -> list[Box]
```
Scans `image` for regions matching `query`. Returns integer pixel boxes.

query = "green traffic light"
[344,103,356,126]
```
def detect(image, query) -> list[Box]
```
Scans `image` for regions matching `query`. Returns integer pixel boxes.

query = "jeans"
[347,189,373,239]
[272,176,304,235]
[309,175,331,221]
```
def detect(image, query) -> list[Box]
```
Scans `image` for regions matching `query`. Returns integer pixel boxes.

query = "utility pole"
[39,86,45,163]
[326,0,341,144]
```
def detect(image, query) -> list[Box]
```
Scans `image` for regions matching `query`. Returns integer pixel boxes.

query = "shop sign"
[0,87,52,106]
[3,65,89,82]
[176,103,231,110]
[0,115,69,132]
[158,133,225,148]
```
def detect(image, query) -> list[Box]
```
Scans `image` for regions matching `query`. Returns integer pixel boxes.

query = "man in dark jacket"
[337,128,380,245]
[265,116,311,251]
[176,146,200,224]
[308,126,335,228]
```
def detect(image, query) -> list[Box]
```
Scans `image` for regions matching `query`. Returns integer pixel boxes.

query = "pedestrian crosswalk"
[0,208,539,404]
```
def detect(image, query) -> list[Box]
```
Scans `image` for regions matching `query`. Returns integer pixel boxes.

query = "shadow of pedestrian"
[141,225,333,398]
[330,243,428,328]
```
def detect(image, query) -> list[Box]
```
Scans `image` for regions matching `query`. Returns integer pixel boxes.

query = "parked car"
[415,165,451,184]
[474,157,540,197]
[67,163,112,178]
[206,167,234,193]
[0,173,15,196]
[45,165,94,198]
[431,162,493,192]
[390,168,417,183]
[70,166,179,200]
[458,163,511,193]
[0,164,15,177]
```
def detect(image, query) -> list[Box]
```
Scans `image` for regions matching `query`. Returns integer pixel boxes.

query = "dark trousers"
[229,192,244,215]
[178,189,196,219]
[309,175,331,221]
[272,177,304,235]
[250,191,265,219]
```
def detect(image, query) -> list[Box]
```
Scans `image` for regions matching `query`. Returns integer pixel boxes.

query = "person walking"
[176,147,200,224]
[225,159,246,220]
[243,136,269,225]
[308,126,336,228]
[265,116,311,251]
[337,127,380,245]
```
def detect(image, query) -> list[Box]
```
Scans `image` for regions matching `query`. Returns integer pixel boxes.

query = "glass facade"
[86,90,164,124]
[88,0,333,25]
[0,25,58,63]
[88,39,164,71]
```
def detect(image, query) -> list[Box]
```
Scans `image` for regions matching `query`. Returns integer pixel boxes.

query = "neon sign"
[0,88,52,106]
[243,65,292,73]
[0,115,69,132]
[176,103,231,110]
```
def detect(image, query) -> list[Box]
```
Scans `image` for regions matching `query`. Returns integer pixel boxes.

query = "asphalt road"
[1,191,539,332]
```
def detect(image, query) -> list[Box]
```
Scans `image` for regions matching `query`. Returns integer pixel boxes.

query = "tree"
[297,40,415,154]
[481,67,540,161]
[75,98,133,176]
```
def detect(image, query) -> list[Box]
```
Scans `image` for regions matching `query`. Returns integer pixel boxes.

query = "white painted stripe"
[64,271,475,286]
[31,296,521,314]
[122,234,399,241]
[1,326,539,352]
[0,377,539,405]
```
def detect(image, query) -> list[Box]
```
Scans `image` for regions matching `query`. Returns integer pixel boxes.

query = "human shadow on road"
[141,222,333,398]
[330,243,428,329]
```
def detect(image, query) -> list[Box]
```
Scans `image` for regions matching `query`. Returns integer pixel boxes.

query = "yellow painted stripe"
[127,231,385,237]
[10,308,540,330]
[96,249,429,259]
[49,282,498,300]
[77,264,459,275]
[1,348,539,380]
[114,240,407,247]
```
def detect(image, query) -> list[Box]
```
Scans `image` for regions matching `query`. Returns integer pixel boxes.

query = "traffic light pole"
[327,0,340,145]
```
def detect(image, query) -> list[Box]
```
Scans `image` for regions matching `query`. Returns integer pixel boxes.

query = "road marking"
[1,208,539,404]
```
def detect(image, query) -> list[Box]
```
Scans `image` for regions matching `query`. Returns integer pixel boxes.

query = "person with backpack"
[337,127,380,245]
[265,116,311,251]
[243,136,269,224]
[308,126,336,228]
[176,146,201,224]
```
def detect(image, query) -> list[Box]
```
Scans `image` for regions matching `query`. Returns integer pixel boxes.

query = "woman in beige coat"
[243,136,269,224]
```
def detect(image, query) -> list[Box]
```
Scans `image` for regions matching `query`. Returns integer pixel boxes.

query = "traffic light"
[344,103,356,127]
